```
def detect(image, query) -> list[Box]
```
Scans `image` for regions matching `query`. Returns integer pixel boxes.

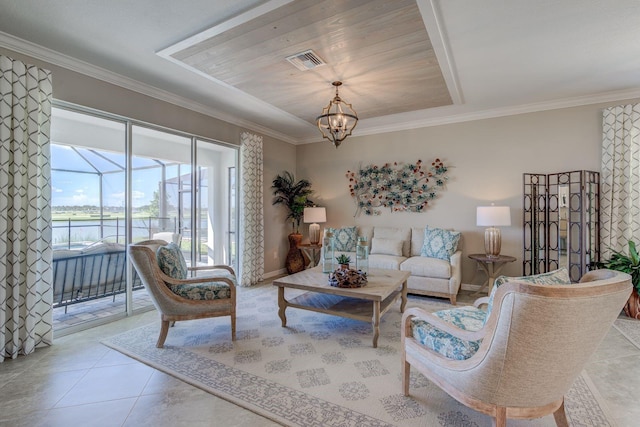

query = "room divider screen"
[523,170,600,282]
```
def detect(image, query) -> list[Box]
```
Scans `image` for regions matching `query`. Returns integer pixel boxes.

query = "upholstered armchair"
[128,239,236,347]
[402,268,632,426]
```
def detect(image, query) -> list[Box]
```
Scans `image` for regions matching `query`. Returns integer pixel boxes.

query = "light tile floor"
[0,289,638,427]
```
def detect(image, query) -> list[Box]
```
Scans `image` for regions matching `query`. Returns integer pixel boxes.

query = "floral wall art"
[346,159,449,216]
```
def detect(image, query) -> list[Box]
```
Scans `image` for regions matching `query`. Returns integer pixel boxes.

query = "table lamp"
[477,206,511,257]
[304,207,326,245]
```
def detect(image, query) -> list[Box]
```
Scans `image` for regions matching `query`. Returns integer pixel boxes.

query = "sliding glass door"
[50,104,238,333]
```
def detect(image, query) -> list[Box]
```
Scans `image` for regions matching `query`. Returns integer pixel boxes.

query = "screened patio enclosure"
[50,106,238,333]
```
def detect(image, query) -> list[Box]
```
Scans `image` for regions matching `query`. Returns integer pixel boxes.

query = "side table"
[299,244,322,268]
[468,253,516,295]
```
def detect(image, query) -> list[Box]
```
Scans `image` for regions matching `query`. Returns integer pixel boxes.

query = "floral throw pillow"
[420,226,461,260]
[485,267,572,323]
[334,226,357,252]
[156,242,187,280]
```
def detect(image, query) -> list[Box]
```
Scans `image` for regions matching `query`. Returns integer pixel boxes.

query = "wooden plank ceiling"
[167,0,452,124]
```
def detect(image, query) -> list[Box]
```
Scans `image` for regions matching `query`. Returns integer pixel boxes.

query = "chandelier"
[316,81,358,148]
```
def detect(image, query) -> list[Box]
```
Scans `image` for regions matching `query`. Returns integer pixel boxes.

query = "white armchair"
[402,269,632,426]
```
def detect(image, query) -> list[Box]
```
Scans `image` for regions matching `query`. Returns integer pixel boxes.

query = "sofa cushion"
[168,281,231,300]
[156,242,187,280]
[486,267,572,322]
[421,226,461,260]
[411,306,486,360]
[411,227,425,256]
[400,256,451,279]
[373,227,411,257]
[334,226,357,252]
[370,237,404,256]
[369,254,407,270]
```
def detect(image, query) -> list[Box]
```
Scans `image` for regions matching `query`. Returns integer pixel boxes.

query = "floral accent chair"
[128,240,236,348]
[402,268,632,427]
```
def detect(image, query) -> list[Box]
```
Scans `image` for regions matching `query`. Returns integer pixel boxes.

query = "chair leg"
[493,407,507,427]
[157,320,170,348]
[231,312,236,341]
[553,399,569,427]
[402,360,410,396]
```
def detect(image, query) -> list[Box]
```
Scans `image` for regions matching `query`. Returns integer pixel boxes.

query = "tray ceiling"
[158,0,453,125]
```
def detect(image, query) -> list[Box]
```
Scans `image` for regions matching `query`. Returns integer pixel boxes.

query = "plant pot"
[624,289,640,320]
[340,263,349,270]
[285,233,305,274]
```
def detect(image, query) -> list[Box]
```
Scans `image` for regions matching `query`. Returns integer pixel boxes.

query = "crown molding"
[0,31,299,145]
[344,88,640,140]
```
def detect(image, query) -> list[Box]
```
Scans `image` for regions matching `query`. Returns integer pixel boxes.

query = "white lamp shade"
[477,206,511,227]
[304,207,326,223]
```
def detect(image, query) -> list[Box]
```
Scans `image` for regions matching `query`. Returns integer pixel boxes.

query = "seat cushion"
[400,256,451,279]
[156,243,187,280]
[369,254,407,270]
[411,306,486,360]
[168,281,231,300]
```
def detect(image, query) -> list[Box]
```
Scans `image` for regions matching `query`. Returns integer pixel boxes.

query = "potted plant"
[600,240,640,319]
[336,254,351,270]
[272,171,314,274]
[272,171,314,234]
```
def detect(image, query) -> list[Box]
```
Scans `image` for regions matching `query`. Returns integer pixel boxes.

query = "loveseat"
[328,226,462,304]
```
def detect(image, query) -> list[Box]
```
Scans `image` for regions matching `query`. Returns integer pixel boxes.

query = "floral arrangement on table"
[346,158,449,216]
[328,268,368,288]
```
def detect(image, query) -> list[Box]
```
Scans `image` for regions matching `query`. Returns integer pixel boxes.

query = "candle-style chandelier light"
[316,81,358,148]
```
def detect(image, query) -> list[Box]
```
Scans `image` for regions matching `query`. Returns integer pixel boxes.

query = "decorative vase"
[624,289,640,320]
[285,233,305,274]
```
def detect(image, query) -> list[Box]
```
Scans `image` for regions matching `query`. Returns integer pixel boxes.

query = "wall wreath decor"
[346,159,449,216]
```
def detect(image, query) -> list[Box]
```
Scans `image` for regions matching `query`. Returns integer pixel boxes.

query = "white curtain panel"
[239,132,264,286]
[0,55,53,361]
[601,103,640,259]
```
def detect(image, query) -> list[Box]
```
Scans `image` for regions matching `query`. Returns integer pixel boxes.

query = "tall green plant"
[271,171,314,233]
[601,240,640,292]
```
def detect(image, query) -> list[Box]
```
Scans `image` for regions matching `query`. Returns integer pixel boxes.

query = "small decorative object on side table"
[468,253,516,295]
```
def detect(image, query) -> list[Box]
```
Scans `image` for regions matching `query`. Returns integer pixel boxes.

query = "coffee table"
[273,266,410,348]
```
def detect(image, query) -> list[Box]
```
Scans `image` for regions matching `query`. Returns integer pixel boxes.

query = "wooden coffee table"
[273,266,410,348]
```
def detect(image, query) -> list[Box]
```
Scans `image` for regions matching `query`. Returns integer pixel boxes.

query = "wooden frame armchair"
[402,269,631,426]
[128,240,236,347]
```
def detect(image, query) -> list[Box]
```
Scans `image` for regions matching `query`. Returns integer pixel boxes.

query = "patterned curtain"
[239,132,264,286]
[601,103,640,259]
[0,55,53,361]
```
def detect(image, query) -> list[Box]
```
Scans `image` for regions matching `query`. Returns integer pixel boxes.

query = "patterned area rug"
[614,317,640,350]
[103,284,614,427]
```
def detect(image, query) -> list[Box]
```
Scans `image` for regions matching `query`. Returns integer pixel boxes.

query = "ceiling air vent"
[285,49,326,71]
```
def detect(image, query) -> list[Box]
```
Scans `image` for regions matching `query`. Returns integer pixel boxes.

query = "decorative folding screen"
[523,171,600,282]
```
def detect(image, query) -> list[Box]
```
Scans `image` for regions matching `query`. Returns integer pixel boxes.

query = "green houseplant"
[600,240,640,319]
[271,171,314,234]
[336,254,351,270]
[272,171,314,274]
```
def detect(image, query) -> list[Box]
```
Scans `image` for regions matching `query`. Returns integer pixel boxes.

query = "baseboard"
[264,268,287,279]
[461,283,482,292]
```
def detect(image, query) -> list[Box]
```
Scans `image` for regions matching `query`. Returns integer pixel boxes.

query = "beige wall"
[296,101,639,284]
[0,47,296,276]
[4,46,640,281]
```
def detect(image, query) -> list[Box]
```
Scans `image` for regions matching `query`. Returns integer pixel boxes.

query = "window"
[50,104,238,334]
